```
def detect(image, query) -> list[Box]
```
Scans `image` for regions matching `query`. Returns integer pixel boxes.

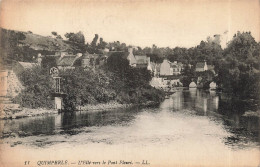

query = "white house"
[160,59,172,76]
[127,47,151,71]
[195,61,208,72]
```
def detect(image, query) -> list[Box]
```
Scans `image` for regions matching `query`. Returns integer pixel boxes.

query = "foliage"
[64,31,86,53]
[91,34,99,47]
[13,66,54,109]
[105,52,164,104]
[51,32,57,36]
[180,64,195,87]
[0,29,26,62]
[5,28,259,110]
[60,68,115,110]
[97,37,108,50]
[216,32,260,104]
[41,56,57,69]
[64,31,85,44]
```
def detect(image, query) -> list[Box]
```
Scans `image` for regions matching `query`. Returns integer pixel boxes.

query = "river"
[0,89,259,167]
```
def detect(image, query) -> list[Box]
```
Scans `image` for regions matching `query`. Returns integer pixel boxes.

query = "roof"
[196,62,205,68]
[135,55,148,65]
[170,64,178,68]
[164,75,180,80]
[18,62,38,69]
[82,52,94,59]
[57,55,79,66]
[189,82,197,87]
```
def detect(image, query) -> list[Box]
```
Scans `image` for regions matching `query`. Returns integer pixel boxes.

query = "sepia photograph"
[0,0,259,166]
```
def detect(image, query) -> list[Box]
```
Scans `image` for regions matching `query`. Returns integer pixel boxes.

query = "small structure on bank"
[189,82,197,88]
[209,82,217,90]
[50,67,65,111]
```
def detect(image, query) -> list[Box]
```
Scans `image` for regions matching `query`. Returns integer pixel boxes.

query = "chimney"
[204,60,208,71]
[128,47,133,54]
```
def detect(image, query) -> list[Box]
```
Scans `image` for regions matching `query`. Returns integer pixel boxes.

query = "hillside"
[19,31,73,52]
[0,28,82,63]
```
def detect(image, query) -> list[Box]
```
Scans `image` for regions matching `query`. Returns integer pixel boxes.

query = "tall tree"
[91,34,99,47]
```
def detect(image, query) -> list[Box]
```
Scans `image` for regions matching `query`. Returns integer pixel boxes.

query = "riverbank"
[0,101,159,120]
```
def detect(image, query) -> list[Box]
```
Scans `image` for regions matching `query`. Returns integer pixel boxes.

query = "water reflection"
[171,89,260,147]
[60,108,138,131]
[1,89,259,149]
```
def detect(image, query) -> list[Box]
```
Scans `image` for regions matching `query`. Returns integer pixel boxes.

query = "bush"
[13,66,54,109]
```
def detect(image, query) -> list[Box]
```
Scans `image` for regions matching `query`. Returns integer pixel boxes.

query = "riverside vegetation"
[0,28,259,112]
[13,54,165,111]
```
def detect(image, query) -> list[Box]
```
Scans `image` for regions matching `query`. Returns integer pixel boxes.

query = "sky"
[0,0,259,48]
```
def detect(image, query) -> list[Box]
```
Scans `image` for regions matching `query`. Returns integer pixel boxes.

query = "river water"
[0,90,259,167]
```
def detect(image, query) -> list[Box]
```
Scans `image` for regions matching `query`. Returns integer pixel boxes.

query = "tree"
[106,52,129,73]
[51,31,58,36]
[56,35,63,39]
[64,31,86,53]
[0,29,26,62]
[216,32,260,104]
[91,34,99,47]
[64,31,85,44]
[97,37,107,49]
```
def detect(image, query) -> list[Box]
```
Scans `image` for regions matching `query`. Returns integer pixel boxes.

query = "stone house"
[127,48,152,71]
[160,59,172,76]
[195,61,208,72]
[150,62,161,77]
[56,53,82,71]
[1,61,38,98]
[159,59,183,76]
[12,59,41,76]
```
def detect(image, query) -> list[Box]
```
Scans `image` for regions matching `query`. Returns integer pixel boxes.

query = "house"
[207,65,215,74]
[170,61,183,75]
[12,61,39,75]
[0,67,23,112]
[151,59,184,88]
[159,59,183,76]
[79,52,95,68]
[160,59,172,76]
[150,62,161,76]
[127,48,151,70]
[195,61,208,72]
[56,53,82,70]
[2,63,29,98]
[171,64,179,75]
[127,48,137,67]
[150,77,164,88]
[177,62,184,72]
[168,75,182,87]
[135,55,151,69]
[0,70,8,97]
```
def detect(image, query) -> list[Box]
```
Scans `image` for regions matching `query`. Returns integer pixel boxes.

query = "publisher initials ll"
[24,161,30,165]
